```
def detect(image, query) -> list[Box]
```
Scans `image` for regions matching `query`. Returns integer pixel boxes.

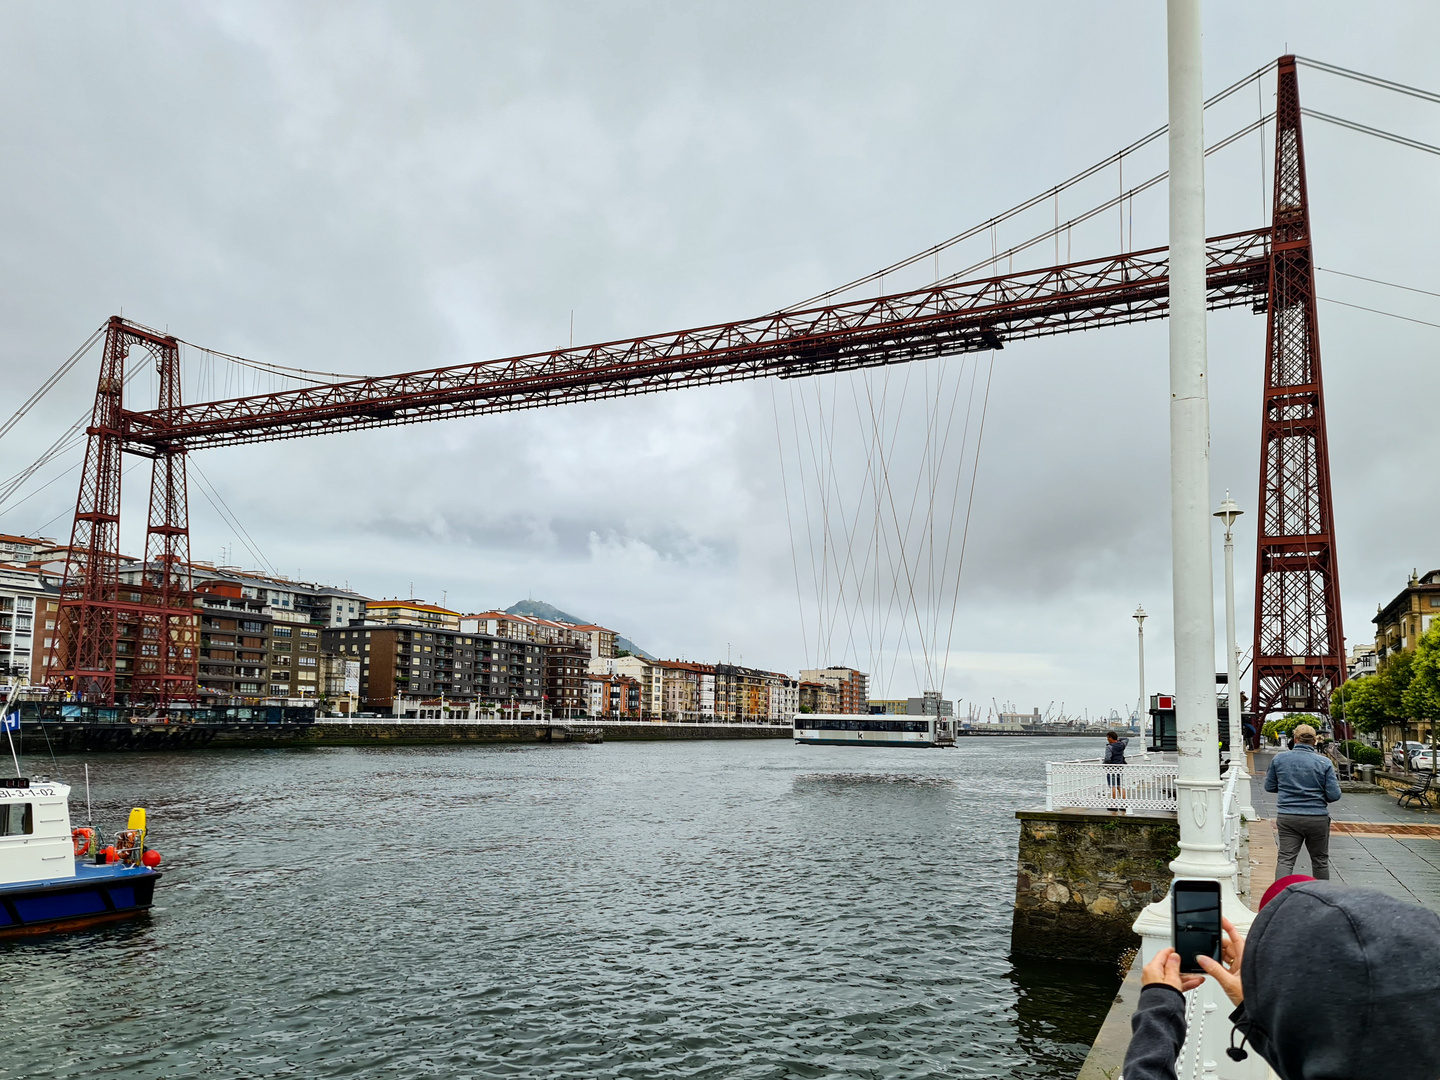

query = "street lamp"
[1215,492,1243,746]
[1133,605,1147,730]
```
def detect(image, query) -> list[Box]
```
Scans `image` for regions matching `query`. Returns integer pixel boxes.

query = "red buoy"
[141,849,162,868]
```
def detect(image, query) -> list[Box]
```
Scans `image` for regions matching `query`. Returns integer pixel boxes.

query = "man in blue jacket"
[1264,722,1341,878]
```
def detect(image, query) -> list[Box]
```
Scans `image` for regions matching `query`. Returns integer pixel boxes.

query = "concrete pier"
[1011,807,1180,963]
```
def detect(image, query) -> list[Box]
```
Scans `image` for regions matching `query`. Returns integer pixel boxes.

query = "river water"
[3,736,1119,1079]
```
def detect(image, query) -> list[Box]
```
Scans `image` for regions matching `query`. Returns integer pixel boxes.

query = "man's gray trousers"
[1275,813,1331,879]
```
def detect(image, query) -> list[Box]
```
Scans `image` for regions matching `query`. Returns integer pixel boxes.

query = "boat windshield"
[0,802,32,836]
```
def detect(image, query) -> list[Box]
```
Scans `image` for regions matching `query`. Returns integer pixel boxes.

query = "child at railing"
[1104,730,1128,810]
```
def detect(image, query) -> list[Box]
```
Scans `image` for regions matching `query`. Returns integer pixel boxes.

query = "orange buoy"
[141,849,162,868]
[99,845,119,864]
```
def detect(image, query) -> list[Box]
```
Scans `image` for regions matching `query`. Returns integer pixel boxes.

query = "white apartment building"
[0,565,55,683]
[463,611,618,659]
[588,654,663,715]
[0,534,56,566]
[769,676,800,722]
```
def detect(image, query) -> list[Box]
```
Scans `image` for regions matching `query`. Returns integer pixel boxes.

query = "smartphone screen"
[1172,879,1222,974]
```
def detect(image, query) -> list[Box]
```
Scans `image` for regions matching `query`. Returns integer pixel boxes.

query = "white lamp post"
[1134,605,1148,729]
[1216,492,1256,821]
[1215,493,1242,727]
[1132,5,1262,1077]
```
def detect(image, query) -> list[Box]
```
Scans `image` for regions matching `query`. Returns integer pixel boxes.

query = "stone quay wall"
[21,719,792,752]
[1370,769,1440,806]
[1011,807,1180,964]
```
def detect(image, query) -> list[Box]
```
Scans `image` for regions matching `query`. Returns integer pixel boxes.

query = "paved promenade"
[1078,754,1440,1079]
[1249,750,1440,913]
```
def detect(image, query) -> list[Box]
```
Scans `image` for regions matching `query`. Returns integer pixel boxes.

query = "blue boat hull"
[0,865,161,938]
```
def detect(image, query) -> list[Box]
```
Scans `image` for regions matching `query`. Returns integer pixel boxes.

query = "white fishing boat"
[0,687,163,937]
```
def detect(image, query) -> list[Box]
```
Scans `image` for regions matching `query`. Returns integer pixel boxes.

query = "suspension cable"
[1296,57,1440,106]
[0,325,105,447]
[781,58,1278,311]
[1317,267,1440,300]
[1301,108,1440,157]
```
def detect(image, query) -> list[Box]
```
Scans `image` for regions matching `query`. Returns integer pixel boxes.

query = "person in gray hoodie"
[1264,723,1341,878]
[1121,881,1440,1080]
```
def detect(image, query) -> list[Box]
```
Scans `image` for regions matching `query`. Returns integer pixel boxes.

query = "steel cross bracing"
[50,318,198,706]
[1249,56,1346,724]
[118,230,1271,452]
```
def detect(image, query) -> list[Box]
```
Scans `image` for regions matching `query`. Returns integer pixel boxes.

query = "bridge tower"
[1249,56,1347,724]
[49,317,198,707]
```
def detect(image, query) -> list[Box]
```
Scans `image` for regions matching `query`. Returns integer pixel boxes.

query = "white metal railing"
[1044,756,1178,811]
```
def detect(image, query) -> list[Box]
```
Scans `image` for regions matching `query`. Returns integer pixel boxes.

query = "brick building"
[197,583,272,704]
[544,643,590,718]
[322,624,543,713]
[799,666,869,714]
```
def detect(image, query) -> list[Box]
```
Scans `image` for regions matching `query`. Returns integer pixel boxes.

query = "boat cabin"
[0,779,75,887]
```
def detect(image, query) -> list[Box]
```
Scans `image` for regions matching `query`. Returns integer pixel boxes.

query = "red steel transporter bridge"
[46,57,1344,725]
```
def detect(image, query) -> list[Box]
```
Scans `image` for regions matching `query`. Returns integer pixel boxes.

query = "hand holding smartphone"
[1172,879,1222,973]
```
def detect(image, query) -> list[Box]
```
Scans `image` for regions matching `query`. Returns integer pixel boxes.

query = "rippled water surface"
[3,737,1119,1079]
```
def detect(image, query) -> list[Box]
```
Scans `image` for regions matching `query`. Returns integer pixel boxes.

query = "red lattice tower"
[1249,56,1346,723]
[49,317,198,707]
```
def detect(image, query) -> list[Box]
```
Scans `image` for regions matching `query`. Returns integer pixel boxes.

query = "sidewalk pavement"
[1249,750,1440,914]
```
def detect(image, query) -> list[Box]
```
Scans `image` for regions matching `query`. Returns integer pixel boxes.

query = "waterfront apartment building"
[0,564,54,683]
[197,583,272,704]
[713,664,790,723]
[544,643,591,718]
[1374,569,1440,661]
[655,661,715,721]
[318,652,361,714]
[769,676,799,722]
[587,654,670,715]
[367,599,461,631]
[798,680,836,714]
[799,666,869,714]
[462,611,618,659]
[322,624,543,713]
[265,613,324,699]
[0,534,57,567]
[585,673,642,717]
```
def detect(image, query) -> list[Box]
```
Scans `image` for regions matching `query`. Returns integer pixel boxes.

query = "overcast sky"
[1,2,1437,717]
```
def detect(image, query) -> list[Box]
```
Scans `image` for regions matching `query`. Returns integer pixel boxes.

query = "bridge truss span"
[120,229,1271,452]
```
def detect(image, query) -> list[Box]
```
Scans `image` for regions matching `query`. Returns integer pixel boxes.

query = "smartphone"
[1172,879,1222,974]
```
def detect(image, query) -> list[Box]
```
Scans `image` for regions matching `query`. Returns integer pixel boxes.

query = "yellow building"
[1374,569,1440,661]
[366,599,461,632]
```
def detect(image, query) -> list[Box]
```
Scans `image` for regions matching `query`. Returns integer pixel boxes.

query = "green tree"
[1403,621,1440,772]
[1344,652,1416,767]
[1261,712,1325,742]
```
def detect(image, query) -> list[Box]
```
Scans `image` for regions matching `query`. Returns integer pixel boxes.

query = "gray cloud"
[1,1,1436,714]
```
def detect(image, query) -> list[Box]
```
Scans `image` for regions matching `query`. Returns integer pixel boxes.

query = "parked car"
[1392,741,1428,767]
[1412,751,1440,774]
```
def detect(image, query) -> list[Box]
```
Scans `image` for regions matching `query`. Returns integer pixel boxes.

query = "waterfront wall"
[1370,769,1440,806]
[1011,807,1179,964]
[19,719,792,752]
